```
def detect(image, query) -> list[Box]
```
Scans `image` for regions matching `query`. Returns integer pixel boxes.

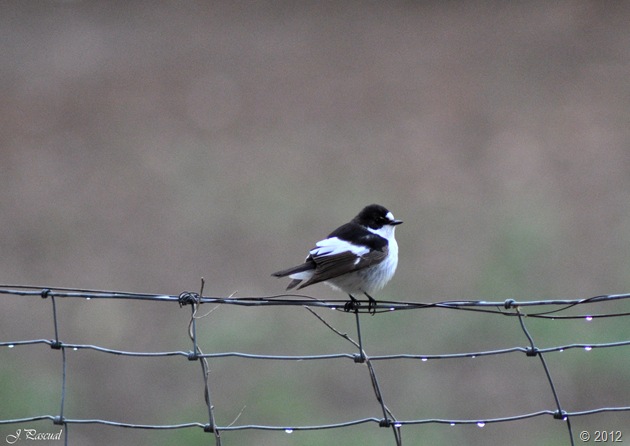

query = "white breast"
[327,234,399,295]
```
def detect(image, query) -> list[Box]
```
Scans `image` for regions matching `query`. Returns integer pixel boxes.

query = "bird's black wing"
[296,223,388,289]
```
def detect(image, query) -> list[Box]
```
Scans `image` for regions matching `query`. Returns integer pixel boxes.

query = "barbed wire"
[1,284,630,445]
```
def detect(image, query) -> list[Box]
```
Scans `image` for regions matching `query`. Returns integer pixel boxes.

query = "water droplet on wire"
[584,346,592,351]
[284,429,293,434]
[477,422,485,428]
[585,316,593,321]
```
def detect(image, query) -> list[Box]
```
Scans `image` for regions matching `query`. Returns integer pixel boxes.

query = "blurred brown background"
[1,1,630,445]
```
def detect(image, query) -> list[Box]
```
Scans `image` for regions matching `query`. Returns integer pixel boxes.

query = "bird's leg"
[344,294,360,312]
[364,292,377,315]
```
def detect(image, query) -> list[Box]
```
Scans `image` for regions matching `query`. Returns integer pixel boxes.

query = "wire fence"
[1,283,630,445]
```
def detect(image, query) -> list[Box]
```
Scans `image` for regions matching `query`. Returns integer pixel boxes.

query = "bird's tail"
[271,262,313,278]
[271,262,315,290]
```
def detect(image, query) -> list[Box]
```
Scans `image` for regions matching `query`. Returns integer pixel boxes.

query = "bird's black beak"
[390,219,403,226]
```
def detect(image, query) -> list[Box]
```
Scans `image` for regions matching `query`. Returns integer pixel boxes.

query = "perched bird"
[272,204,402,313]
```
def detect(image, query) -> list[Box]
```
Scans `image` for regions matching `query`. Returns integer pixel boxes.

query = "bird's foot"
[344,295,360,313]
[365,293,377,315]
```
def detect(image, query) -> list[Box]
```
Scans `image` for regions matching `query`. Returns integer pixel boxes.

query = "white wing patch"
[289,270,313,281]
[310,237,369,258]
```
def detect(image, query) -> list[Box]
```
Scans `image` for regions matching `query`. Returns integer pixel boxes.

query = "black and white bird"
[272,204,402,313]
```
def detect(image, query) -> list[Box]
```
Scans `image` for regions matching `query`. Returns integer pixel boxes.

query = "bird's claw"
[366,295,377,315]
[344,295,360,313]
[343,294,377,315]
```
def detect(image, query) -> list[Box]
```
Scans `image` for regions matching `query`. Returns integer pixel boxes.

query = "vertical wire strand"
[366,360,403,445]
[200,354,221,446]
[537,352,574,446]
[188,281,222,446]
[354,311,402,445]
[59,345,66,420]
[515,309,574,446]
[49,292,60,345]
[47,292,68,443]
[354,310,366,362]
[58,345,68,446]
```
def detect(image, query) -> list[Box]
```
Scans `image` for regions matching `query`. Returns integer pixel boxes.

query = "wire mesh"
[1,284,630,445]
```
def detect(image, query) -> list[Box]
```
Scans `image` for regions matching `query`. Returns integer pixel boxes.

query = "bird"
[272,204,402,313]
